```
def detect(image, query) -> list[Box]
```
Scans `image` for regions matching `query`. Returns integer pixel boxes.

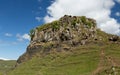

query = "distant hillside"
[0,60,16,75]
[8,15,120,75]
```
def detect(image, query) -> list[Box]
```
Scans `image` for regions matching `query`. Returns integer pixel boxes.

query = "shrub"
[52,21,60,31]
[87,21,93,28]
[29,29,35,40]
[71,18,78,28]
[71,20,76,27]
[81,16,93,28]
[37,23,50,31]
[81,16,86,24]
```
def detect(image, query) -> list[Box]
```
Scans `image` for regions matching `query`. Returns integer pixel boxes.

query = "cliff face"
[16,15,120,64]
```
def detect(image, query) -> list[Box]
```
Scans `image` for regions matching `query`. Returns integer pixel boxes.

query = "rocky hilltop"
[17,15,120,64]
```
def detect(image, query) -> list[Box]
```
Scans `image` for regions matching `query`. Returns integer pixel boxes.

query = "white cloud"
[12,42,18,45]
[16,34,23,41]
[115,0,120,3]
[0,57,10,61]
[115,12,120,16]
[22,34,30,40]
[44,0,120,35]
[100,18,120,34]
[5,33,12,37]
[38,0,42,2]
[16,33,30,41]
[35,16,41,22]
[0,40,17,46]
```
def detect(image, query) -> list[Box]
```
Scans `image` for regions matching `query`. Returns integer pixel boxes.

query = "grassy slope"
[8,42,120,75]
[0,60,16,75]
[100,43,120,74]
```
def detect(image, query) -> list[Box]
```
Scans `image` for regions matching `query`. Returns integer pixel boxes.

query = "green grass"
[36,20,60,32]
[0,60,16,74]
[0,72,3,75]
[8,44,101,75]
[7,42,120,75]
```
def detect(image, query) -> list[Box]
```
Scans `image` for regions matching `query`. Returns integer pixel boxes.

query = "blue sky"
[0,0,52,60]
[0,0,120,60]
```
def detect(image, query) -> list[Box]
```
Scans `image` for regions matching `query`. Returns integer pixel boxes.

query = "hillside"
[8,15,120,75]
[0,60,16,75]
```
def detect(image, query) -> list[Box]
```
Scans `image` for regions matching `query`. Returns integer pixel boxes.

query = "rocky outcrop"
[16,15,120,65]
[109,35,119,42]
[31,15,97,43]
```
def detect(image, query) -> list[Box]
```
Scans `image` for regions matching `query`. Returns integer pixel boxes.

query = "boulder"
[109,36,119,42]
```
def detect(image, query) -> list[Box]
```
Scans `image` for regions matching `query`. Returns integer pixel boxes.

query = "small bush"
[81,16,94,28]
[37,23,51,31]
[52,21,60,31]
[71,18,78,28]
[72,20,76,27]
[81,16,86,24]
[87,21,93,28]
[29,29,35,40]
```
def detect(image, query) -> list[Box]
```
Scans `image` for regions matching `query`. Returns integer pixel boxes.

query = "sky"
[0,0,120,60]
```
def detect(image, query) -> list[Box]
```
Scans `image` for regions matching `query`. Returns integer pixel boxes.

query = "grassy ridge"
[8,42,120,75]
